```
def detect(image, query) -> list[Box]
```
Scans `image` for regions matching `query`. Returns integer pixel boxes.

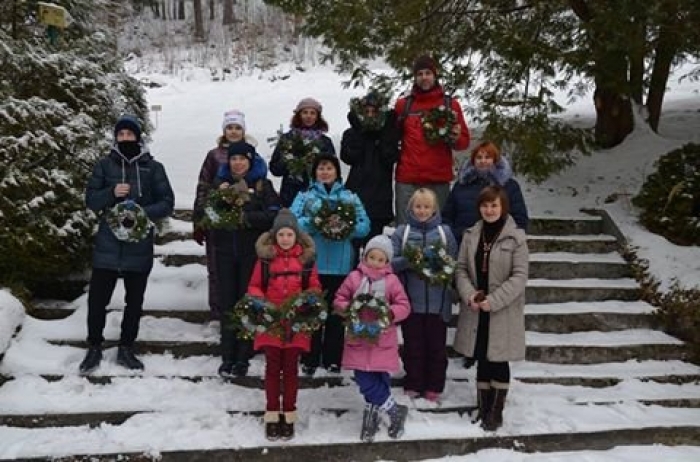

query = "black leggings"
[476,360,510,384]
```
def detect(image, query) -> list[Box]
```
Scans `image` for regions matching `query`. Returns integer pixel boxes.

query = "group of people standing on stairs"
[78,53,531,442]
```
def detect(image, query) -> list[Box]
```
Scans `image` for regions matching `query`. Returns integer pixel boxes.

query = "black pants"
[473,310,510,383]
[87,268,149,347]
[302,274,345,369]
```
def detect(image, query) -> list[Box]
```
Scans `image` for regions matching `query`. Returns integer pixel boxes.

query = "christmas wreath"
[106,200,153,242]
[273,130,322,178]
[344,293,392,342]
[349,92,390,132]
[229,295,283,340]
[421,105,457,145]
[403,240,456,287]
[312,200,357,241]
[198,187,250,230]
[282,290,328,338]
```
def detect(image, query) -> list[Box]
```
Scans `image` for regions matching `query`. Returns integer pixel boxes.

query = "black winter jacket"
[85,146,174,272]
[341,111,400,223]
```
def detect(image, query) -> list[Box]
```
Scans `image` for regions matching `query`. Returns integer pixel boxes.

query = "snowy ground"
[1,61,699,459]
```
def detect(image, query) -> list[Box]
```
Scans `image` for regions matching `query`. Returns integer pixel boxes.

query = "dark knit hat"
[312,152,342,182]
[227,141,256,163]
[114,115,142,142]
[412,55,438,75]
[272,208,300,237]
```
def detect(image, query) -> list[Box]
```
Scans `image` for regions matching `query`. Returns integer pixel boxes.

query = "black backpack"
[260,258,315,293]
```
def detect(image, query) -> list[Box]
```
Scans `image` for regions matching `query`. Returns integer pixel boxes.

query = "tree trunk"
[161,1,167,20]
[223,0,235,25]
[209,0,215,21]
[178,0,185,20]
[593,85,633,148]
[628,13,646,105]
[193,0,204,40]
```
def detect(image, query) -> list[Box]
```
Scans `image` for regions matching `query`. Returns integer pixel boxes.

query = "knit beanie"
[311,152,342,182]
[227,141,256,163]
[272,208,300,237]
[363,235,393,261]
[222,109,246,131]
[412,55,438,76]
[114,115,142,142]
[295,97,323,114]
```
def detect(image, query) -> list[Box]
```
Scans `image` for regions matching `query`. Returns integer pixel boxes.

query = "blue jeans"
[354,370,391,406]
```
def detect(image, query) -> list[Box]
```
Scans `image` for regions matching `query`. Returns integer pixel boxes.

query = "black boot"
[473,382,492,425]
[301,364,317,377]
[218,360,235,378]
[116,346,144,370]
[280,412,295,440]
[232,361,249,377]
[79,346,102,374]
[483,386,508,431]
[360,404,380,442]
[264,412,280,441]
[387,403,409,439]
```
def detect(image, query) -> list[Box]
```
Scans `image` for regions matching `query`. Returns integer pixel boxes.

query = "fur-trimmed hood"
[255,230,315,263]
[458,156,514,186]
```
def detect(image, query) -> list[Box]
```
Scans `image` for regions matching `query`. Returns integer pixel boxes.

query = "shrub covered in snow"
[656,282,700,362]
[632,143,700,246]
[0,27,148,293]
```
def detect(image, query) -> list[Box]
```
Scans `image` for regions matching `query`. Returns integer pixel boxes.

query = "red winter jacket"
[248,231,321,351]
[394,85,470,183]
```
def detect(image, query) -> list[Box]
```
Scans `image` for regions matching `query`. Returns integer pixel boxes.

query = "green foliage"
[632,143,700,245]
[656,281,700,363]
[265,0,700,176]
[0,4,148,294]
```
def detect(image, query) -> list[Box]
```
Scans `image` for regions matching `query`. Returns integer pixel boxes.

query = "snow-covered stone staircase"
[0,212,699,460]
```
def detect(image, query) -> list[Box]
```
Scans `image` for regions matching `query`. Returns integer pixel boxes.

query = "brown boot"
[472,382,492,425]
[280,411,296,440]
[483,383,509,431]
[264,411,280,441]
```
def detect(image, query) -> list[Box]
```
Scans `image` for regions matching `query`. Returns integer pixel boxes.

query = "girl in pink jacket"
[334,235,411,442]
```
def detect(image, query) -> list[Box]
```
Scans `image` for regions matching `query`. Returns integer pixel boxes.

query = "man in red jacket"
[394,55,471,224]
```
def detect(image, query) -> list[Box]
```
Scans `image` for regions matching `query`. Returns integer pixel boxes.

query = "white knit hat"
[222,109,246,131]
[363,235,393,261]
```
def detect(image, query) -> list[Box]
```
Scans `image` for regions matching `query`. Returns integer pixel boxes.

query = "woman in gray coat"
[453,185,528,431]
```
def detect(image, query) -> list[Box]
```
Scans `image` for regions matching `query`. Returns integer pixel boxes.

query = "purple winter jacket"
[334,262,411,373]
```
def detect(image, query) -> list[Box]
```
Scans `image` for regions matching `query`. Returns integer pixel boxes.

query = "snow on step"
[529,252,626,263]
[525,300,655,315]
[155,239,204,256]
[512,359,700,379]
[528,234,616,242]
[527,278,639,288]
[435,446,700,462]
[526,329,684,347]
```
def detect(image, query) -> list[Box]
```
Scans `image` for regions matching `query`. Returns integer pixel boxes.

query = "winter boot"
[472,382,492,425]
[386,403,409,439]
[301,364,317,377]
[280,412,296,440]
[116,346,144,370]
[483,383,509,431]
[360,403,380,442]
[264,412,280,441]
[218,360,235,379]
[78,346,102,374]
[232,361,249,377]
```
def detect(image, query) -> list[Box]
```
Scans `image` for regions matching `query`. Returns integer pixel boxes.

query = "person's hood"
[255,230,315,264]
[216,152,268,185]
[458,156,514,186]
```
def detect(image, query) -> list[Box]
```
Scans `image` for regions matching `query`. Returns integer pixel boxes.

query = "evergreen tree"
[265,0,700,180]
[0,1,148,294]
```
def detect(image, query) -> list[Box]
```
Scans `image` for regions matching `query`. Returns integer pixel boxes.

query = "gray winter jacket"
[453,216,528,362]
[85,145,174,272]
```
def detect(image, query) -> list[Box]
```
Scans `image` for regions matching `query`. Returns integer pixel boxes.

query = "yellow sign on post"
[38,2,71,29]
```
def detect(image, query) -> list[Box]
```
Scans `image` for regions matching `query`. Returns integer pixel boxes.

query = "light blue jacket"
[290,180,370,275]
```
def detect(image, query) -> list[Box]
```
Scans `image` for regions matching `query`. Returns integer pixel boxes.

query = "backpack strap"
[260,259,271,293]
[437,225,447,246]
[397,94,414,130]
[401,224,411,252]
[301,259,315,291]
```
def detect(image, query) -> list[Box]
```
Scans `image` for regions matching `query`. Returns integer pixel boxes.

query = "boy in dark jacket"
[80,115,174,374]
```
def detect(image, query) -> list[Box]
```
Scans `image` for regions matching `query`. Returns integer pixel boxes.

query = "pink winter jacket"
[334,262,411,373]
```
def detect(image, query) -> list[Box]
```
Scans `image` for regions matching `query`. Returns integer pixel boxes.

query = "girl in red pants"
[247,209,321,441]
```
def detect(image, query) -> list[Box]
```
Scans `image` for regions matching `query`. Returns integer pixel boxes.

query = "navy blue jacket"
[269,129,336,207]
[442,157,528,245]
[86,145,174,272]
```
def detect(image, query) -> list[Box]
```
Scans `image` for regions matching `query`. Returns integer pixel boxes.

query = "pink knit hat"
[294,97,322,114]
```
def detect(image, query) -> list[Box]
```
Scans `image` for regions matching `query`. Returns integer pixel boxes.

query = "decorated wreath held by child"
[334,235,411,442]
[106,199,153,242]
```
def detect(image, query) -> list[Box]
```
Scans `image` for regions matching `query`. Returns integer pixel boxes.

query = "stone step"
[526,278,639,303]
[528,216,604,236]
[48,337,687,364]
[3,425,699,461]
[527,235,618,254]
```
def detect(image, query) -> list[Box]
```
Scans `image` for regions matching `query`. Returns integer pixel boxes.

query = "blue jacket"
[442,156,528,245]
[391,211,458,322]
[86,144,174,272]
[290,180,370,275]
[269,129,336,207]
